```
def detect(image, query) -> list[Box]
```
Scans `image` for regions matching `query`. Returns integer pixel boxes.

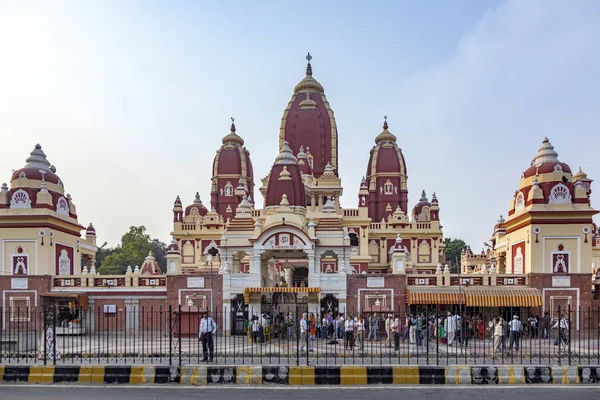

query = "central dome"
[280,53,338,177]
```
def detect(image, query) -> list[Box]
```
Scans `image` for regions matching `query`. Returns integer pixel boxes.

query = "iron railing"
[1,304,599,366]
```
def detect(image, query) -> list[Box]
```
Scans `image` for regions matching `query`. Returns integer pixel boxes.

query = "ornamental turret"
[211,119,254,217]
[365,118,408,221]
[280,53,338,177]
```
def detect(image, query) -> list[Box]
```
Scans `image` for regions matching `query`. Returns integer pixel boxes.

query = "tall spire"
[306,52,313,76]
[221,117,244,146]
[374,116,397,144]
[294,53,324,93]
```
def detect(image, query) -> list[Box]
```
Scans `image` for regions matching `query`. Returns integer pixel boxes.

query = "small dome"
[221,119,244,146]
[412,190,432,218]
[173,195,182,207]
[11,144,62,186]
[293,53,325,94]
[85,223,96,236]
[374,118,397,144]
[265,144,306,208]
[140,251,160,275]
[523,138,572,178]
[574,167,589,182]
[167,237,180,254]
[185,192,209,217]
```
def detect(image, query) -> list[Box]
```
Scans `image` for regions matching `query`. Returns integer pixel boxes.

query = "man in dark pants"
[199,311,217,362]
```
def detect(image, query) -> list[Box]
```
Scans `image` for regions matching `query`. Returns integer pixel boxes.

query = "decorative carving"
[12,246,28,276]
[513,247,524,274]
[549,183,572,204]
[553,164,563,172]
[514,191,525,212]
[10,189,31,209]
[384,179,393,195]
[56,196,69,216]
[224,181,233,196]
[18,171,27,179]
[58,249,71,275]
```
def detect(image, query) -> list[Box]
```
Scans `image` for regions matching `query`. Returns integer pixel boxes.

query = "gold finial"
[230,117,236,133]
[306,52,313,76]
[383,115,388,130]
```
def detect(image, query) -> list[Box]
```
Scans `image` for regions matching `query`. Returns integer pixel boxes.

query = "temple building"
[171,54,445,327]
[2,54,600,336]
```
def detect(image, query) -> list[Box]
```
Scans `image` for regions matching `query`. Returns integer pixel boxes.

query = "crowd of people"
[242,309,572,354]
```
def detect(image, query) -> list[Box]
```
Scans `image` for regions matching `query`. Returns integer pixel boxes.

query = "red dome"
[280,54,338,177]
[167,238,180,254]
[11,144,63,188]
[211,121,254,215]
[86,223,96,236]
[265,142,306,207]
[412,190,432,219]
[185,192,209,217]
[365,120,409,221]
[523,137,572,178]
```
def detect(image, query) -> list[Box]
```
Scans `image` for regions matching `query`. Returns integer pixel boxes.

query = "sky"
[1,0,599,250]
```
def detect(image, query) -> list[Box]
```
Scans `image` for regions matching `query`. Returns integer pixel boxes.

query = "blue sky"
[1,0,599,250]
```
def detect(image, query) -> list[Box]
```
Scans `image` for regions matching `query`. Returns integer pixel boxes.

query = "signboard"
[11,278,28,289]
[187,277,205,288]
[367,277,385,288]
[552,276,571,287]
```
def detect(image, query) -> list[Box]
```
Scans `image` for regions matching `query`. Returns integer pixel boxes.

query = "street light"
[205,247,219,314]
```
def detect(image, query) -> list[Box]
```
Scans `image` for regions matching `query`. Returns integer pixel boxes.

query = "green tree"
[97,226,167,275]
[443,237,468,273]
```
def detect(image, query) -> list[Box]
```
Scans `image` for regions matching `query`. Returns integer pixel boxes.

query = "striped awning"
[464,287,542,307]
[243,287,320,303]
[406,287,465,305]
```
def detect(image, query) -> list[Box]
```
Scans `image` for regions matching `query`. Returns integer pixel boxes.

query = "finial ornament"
[306,52,312,63]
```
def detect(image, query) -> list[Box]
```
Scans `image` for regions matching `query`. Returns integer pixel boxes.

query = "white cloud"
[392,0,600,248]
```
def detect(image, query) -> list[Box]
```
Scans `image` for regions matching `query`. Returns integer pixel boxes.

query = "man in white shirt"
[385,314,393,347]
[198,311,217,362]
[299,313,313,352]
[444,312,457,346]
[509,315,522,351]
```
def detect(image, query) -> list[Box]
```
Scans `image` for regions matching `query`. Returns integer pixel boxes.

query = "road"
[1,386,598,400]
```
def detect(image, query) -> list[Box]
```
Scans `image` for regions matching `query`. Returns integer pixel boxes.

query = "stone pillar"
[88,299,96,331]
[125,299,140,331]
[285,267,293,287]
[249,252,262,275]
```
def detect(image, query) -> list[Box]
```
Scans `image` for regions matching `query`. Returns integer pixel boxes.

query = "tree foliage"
[443,237,468,273]
[97,226,167,275]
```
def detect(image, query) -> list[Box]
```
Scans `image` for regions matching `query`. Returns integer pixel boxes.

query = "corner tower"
[365,118,409,221]
[211,119,255,219]
[279,53,339,177]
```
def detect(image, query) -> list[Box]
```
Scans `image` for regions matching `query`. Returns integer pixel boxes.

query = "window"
[384,180,393,195]
[349,232,359,247]
[10,297,30,322]
[224,182,234,196]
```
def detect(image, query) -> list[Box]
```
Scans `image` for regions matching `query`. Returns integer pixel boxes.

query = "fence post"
[169,305,172,366]
[178,303,182,366]
[568,304,572,365]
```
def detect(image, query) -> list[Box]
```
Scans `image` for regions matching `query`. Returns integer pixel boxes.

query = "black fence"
[1,304,599,366]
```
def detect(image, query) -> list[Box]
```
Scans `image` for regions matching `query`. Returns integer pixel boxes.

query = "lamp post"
[206,247,219,314]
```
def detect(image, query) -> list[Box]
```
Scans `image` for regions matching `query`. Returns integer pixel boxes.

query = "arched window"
[224,182,234,197]
[514,191,525,212]
[384,180,393,195]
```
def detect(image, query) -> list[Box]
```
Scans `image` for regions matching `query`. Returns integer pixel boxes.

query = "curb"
[0,365,597,385]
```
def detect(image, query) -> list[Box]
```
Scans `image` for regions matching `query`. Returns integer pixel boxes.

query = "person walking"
[199,311,217,362]
[368,313,379,341]
[542,311,550,339]
[356,315,365,350]
[299,313,313,352]
[492,317,503,357]
[385,314,393,347]
[444,312,457,346]
[392,314,401,353]
[509,315,521,351]
[344,315,355,350]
